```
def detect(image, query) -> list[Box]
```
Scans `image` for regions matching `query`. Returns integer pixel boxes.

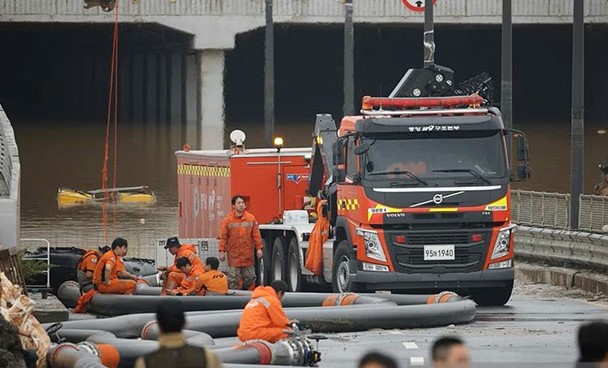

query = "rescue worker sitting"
[157,236,204,295]
[237,280,298,343]
[165,257,205,296]
[92,237,140,294]
[77,245,110,293]
[198,257,229,296]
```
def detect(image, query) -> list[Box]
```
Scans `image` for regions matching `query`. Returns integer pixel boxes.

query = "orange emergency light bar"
[361,93,484,111]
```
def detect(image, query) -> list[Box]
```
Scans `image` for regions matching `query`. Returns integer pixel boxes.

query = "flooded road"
[13,119,608,258]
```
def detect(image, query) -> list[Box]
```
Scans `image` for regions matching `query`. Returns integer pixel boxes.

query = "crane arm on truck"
[307,114,339,201]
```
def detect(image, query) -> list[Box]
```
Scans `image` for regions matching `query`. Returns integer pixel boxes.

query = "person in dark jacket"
[576,321,608,367]
[134,299,223,368]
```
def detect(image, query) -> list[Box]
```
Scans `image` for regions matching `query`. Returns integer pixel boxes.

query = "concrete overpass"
[2,0,607,49]
[2,0,607,149]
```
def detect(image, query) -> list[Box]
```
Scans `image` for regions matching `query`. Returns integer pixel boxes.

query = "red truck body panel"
[177,148,311,238]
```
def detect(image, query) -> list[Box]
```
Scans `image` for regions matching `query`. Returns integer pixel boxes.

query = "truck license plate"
[423,245,455,261]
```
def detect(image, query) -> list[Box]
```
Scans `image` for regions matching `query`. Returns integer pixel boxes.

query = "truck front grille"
[384,231,489,274]
[402,233,471,245]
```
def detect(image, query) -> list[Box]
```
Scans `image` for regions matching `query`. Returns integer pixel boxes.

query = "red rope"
[112,2,120,235]
[102,1,120,244]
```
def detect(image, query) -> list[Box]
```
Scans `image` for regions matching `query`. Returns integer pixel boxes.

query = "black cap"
[164,236,181,249]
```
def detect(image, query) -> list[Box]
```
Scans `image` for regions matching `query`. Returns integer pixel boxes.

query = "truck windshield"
[361,130,507,183]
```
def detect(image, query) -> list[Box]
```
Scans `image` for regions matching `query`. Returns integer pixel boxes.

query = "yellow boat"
[58,186,156,208]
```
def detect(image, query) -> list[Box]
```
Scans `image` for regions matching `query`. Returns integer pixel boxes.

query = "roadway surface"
[308,280,608,368]
[67,278,608,367]
[218,280,608,368]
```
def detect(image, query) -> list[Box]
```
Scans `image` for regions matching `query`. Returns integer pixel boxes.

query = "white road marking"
[388,330,403,335]
[402,342,419,349]
[410,357,425,366]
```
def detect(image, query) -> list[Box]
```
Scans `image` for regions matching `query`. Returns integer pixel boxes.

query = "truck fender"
[333,216,355,251]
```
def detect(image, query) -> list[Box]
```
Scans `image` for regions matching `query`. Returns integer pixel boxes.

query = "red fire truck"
[176,67,530,306]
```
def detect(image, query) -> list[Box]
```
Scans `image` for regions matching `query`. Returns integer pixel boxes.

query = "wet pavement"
[314,281,608,368]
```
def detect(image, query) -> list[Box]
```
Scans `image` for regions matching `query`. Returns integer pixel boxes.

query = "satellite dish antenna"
[230,130,246,146]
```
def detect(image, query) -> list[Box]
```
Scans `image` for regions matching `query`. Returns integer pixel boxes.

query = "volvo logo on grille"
[432,194,444,204]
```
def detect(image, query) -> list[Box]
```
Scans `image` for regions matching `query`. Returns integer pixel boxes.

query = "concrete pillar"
[132,52,145,124]
[169,49,183,124]
[144,51,157,125]
[82,51,94,121]
[157,51,168,125]
[118,53,131,123]
[198,49,225,150]
[185,52,199,148]
[92,53,104,121]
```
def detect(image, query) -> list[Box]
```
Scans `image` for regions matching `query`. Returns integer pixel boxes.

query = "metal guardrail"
[20,238,51,289]
[579,194,608,232]
[511,190,571,230]
[515,225,608,274]
[512,190,608,233]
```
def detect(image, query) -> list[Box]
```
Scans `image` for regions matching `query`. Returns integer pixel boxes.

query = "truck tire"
[257,238,271,286]
[271,236,286,282]
[332,241,362,293]
[256,256,266,286]
[471,280,514,306]
[287,237,302,292]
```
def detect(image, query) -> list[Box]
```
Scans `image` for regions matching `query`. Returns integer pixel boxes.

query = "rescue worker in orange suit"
[157,236,204,295]
[92,237,140,294]
[219,195,263,290]
[77,245,110,292]
[199,257,228,296]
[304,199,329,276]
[237,280,298,343]
[165,257,205,296]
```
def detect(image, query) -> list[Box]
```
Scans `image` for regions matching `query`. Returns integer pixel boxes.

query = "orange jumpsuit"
[219,211,263,267]
[174,267,205,296]
[163,244,205,293]
[77,250,102,292]
[92,250,137,294]
[305,200,329,276]
[237,286,290,343]
[198,270,228,296]
[78,250,100,274]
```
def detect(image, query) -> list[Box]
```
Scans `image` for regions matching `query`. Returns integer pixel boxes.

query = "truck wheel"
[471,280,514,306]
[271,236,286,282]
[287,238,302,292]
[332,241,362,293]
[256,256,266,286]
[257,238,271,286]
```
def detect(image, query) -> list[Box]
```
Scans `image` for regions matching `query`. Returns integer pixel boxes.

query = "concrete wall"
[0,104,20,253]
[2,0,607,48]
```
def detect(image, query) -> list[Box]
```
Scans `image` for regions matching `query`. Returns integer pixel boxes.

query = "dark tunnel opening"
[1,23,606,127]
[225,23,608,126]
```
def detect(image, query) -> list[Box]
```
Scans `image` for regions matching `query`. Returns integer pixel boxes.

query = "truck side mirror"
[354,143,370,155]
[516,135,529,162]
[333,167,345,183]
[517,163,531,180]
[334,140,345,166]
